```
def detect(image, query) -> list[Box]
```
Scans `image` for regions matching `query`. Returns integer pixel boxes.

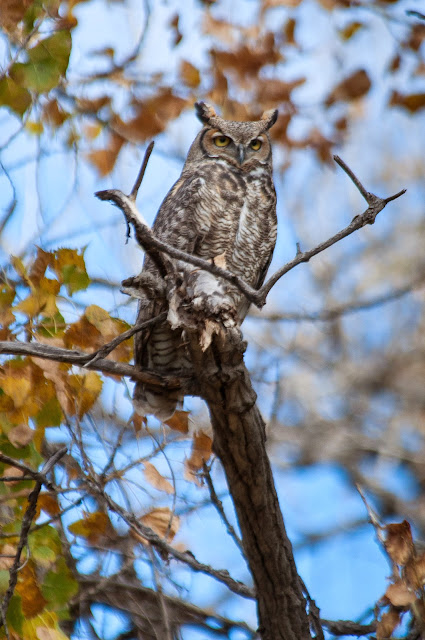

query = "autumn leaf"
[143,462,174,494]
[139,507,180,542]
[384,579,416,606]
[68,511,112,544]
[389,91,425,113]
[325,69,371,106]
[376,608,401,640]
[384,520,414,565]
[165,410,190,433]
[404,551,425,590]
[185,430,213,483]
[54,247,90,294]
[16,561,47,617]
[8,423,34,447]
[86,131,125,177]
[180,60,201,88]
[0,75,31,117]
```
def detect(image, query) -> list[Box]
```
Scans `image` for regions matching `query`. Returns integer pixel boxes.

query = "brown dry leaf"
[114,89,188,142]
[42,99,69,128]
[180,60,201,88]
[376,608,401,640]
[256,78,305,108]
[203,14,236,44]
[38,492,61,516]
[68,371,103,418]
[385,520,414,565]
[32,358,73,415]
[403,24,425,52]
[87,132,125,177]
[389,91,425,113]
[186,431,213,472]
[262,0,302,8]
[165,410,190,433]
[0,544,17,570]
[64,315,102,350]
[169,13,182,46]
[76,96,111,112]
[85,305,116,337]
[29,248,53,286]
[284,18,296,45]
[16,561,47,617]
[385,579,416,607]
[404,551,425,589]
[8,423,34,447]
[212,32,281,81]
[339,22,363,41]
[139,507,180,542]
[0,0,32,33]
[143,462,174,494]
[325,69,371,106]
[2,466,25,485]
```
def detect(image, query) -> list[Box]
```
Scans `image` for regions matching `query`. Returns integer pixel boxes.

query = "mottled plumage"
[133,102,278,419]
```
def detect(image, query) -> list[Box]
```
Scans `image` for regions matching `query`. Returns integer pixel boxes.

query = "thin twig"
[202,463,245,556]
[83,311,167,366]
[130,141,154,201]
[88,482,254,599]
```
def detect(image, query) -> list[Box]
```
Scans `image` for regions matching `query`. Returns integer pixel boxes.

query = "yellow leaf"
[143,462,174,494]
[26,120,44,135]
[85,304,116,337]
[1,375,31,409]
[68,372,103,418]
[180,60,200,88]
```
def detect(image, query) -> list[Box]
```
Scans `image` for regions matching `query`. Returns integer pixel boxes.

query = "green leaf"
[41,558,78,608]
[61,264,90,294]
[10,31,72,93]
[35,396,63,428]
[0,76,31,117]
[6,594,24,635]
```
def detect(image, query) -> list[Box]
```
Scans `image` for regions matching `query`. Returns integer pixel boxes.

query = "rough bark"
[188,328,313,640]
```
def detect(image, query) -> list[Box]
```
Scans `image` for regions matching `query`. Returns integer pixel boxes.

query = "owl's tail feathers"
[133,383,183,422]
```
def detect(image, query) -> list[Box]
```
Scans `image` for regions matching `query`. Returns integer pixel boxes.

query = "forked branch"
[96,147,405,309]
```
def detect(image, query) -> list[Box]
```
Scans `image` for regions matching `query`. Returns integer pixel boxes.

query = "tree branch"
[0,339,186,391]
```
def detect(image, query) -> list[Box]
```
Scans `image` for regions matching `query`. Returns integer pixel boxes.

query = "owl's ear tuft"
[261,109,279,130]
[195,102,217,125]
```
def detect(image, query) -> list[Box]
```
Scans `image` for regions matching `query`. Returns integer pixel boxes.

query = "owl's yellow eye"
[250,139,262,151]
[214,135,231,147]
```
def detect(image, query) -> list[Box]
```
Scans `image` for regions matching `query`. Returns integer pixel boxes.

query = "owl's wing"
[134,170,212,367]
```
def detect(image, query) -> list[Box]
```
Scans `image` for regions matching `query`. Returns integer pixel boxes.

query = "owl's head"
[186,102,278,169]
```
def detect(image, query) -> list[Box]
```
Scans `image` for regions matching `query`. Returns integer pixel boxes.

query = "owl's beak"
[237,144,245,165]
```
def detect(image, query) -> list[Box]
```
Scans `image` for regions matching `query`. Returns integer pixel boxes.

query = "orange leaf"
[16,562,47,617]
[87,132,124,176]
[389,91,425,113]
[165,410,190,433]
[180,60,200,88]
[186,431,212,473]
[143,462,174,494]
[38,492,61,516]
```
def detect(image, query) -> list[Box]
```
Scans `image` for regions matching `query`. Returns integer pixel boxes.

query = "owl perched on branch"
[133,102,278,420]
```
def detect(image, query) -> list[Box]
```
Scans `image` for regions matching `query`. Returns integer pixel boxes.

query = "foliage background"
[0,0,425,638]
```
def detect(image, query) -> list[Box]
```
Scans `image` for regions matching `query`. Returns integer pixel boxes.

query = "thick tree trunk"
[189,328,313,640]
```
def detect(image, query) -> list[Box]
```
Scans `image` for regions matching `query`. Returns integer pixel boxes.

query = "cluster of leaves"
[1,0,424,176]
[0,246,217,639]
[377,520,425,638]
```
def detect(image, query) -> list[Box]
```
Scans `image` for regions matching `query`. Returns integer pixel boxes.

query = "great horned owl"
[133,102,278,420]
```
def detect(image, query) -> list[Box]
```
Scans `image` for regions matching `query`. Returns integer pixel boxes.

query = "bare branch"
[97,156,405,311]
[88,484,255,599]
[0,340,185,391]
[321,618,376,637]
[258,158,406,302]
